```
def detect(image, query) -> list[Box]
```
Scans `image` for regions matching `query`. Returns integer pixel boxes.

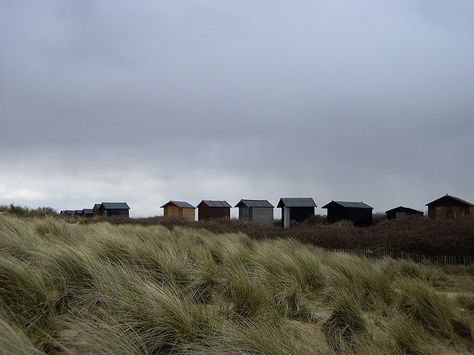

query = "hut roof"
[385,206,423,214]
[426,194,473,207]
[161,201,195,209]
[198,200,232,208]
[277,198,316,208]
[235,199,274,208]
[82,209,93,214]
[100,202,130,210]
[60,210,75,214]
[322,201,373,209]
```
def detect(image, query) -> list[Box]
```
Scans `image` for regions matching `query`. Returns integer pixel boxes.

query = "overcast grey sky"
[1,0,473,217]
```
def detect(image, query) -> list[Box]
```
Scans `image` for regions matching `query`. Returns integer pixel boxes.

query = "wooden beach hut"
[161,201,195,221]
[197,200,231,221]
[385,206,423,219]
[426,194,473,219]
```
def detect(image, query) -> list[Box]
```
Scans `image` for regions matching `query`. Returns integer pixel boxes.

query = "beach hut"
[197,200,231,221]
[426,194,473,219]
[92,203,101,216]
[385,206,423,219]
[322,201,373,226]
[235,199,274,224]
[81,209,93,217]
[98,202,130,218]
[161,201,195,221]
[277,198,316,229]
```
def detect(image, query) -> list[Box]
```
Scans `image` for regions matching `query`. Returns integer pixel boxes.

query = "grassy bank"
[0,215,472,354]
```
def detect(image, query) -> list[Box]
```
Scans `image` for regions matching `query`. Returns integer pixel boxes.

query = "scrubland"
[104,215,474,257]
[0,215,472,354]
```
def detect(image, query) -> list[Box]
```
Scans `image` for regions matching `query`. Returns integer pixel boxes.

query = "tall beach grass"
[0,215,472,354]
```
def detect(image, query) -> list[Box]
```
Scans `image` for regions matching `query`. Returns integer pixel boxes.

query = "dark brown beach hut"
[197,200,231,221]
[385,206,423,219]
[426,194,473,219]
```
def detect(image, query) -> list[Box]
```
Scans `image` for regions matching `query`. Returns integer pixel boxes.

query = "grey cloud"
[0,1,473,216]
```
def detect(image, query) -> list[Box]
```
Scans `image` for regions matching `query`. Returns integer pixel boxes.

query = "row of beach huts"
[60,194,474,229]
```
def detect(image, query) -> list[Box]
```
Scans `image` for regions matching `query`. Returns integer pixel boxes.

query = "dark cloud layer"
[1,1,473,216]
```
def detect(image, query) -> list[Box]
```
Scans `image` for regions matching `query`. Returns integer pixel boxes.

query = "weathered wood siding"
[164,205,181,219]
[181,208,195,222]
[428,205,471,219]
[251,207,273,224]
[387,210,423,219]
[164,205,195,221]
[198,206,230,221]
[238,207,251,221]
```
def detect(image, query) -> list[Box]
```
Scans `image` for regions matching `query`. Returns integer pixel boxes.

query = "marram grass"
[0,215,472,354]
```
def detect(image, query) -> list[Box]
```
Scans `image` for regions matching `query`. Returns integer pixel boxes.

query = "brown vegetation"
[89,215,474,257]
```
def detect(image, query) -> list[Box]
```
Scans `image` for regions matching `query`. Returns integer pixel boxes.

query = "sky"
[1,0,473,217]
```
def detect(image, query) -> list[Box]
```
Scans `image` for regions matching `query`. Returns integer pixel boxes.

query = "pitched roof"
[82,209,93,214]
[385,206,423,214]
[426,194,473,207]
[161,201,195,209]
[277,198,316,208]
[100,202,130,210]
[198,200,232,208]
[235,199,274,208]
[322,201,373,209]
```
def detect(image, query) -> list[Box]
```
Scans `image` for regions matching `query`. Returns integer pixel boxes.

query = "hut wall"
[238,207,251,221]
[104,209,129,218]
[164,205,181,219]
[395,212,408,219]
[181,208,195,222]
[387,210,423,220]
[327,205,347,223]
[251,208,274,224]
[347,209,372,226]
[289,207,314,223]
[198,206,230,221]
[93,206,102,216]
[386,211,396,219]
[429,205,470,219]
